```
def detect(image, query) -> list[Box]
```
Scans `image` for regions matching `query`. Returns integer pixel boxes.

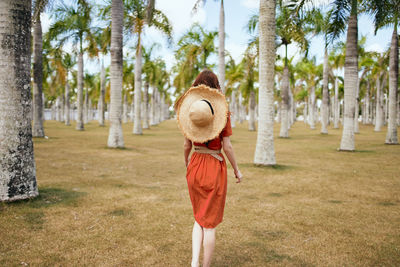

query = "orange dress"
[186,115,233,228]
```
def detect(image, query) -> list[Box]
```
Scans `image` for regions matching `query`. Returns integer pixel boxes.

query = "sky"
[42,0,393,77]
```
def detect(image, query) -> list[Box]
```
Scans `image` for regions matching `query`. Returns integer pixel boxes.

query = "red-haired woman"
[181,69,242,267]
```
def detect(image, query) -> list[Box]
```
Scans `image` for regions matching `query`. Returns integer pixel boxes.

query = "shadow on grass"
[239,163,294,171]
[377,201,396,206]
[8,187,86,209]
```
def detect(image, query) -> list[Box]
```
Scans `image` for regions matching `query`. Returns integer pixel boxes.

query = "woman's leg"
[192,221,203,267]
[202,227,216,267]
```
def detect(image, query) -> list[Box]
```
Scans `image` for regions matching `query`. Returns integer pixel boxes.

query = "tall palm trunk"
[309,86,316,129]
[249,90,256,131]
[65,77,70,125]
[143,81,149,129]
[339,4,357,151]
[375,75,384,131]
[133,40,143,134]
[107,0,124,148]
[230,91,236,128]
[218,0,225,94]
[84,86,88,123]
[99,60,105,126]
[76,52,84,130]
[385,25,399,144]
[254,0,276,165]
[150,87,156,125]
[0,0,38,201]
[279,65,289,137]
[321,48,329,134]
[334,77,340,128]
[32,16,45,137]
[354,79,360,133]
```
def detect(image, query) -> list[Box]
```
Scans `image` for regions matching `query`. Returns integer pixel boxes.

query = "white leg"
[192,221,203,267]
[202,227,216,267]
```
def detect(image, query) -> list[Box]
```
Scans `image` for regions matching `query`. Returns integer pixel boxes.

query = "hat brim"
[175,85,228,143]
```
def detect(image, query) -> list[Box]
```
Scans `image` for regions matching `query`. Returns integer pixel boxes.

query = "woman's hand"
[234,169,243,183]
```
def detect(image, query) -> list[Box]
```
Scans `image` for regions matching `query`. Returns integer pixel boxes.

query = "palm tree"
[193,0,226,94]
[371,52,389,132]
[62,53,75,126]
[368,0,399,144]
[107,0,125,148]
[0,0,38,201]
[125,0,172,135]
[48,0,96,131]
[225,55,244,128]
[32,0,50,137]
[329,43,345,129]
[254,0,276,165]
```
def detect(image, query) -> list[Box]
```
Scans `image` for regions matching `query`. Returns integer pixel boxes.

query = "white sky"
[41,0,392,79]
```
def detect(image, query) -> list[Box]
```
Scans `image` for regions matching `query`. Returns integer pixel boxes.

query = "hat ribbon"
[201,99,214,115]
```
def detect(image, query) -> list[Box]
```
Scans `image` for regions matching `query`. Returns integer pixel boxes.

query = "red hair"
[192,69,221,91]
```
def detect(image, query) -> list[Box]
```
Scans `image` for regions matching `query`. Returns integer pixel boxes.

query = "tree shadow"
[6,187,86,209]
[239,163,295,171]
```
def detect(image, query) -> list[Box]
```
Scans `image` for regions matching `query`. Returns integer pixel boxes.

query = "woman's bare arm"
[222,136,242,183]
[184,138,192,167]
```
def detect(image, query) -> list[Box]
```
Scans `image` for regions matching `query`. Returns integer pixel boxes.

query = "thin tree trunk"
[321,48,329,134]
[65,78,70,125]
[150,87,156,125]
[107,0,124,148]
[254,0,276,165]
[122,92,128,123]
[61,94,65,122]
[143,82,149,129]
[133,40,142,134]
[218,0,225,94]
[375,75,384,131]
[76,52,84,130]
[279,65,289,137]
[84,86,88,123]
[385,26,399,144]
[354,78,360,133]
[230,91,236,128]
[99,60,105,126]
[249,90,256,131]
[0,0,38,201]
[340,5,357,151]
[309,86,316,129]
[32,16,45,137]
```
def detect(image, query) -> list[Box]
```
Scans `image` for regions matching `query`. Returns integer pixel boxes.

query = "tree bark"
[143,81,149,129]
[340,6,357,151]
[122,92,128,123]
[32,16,45,137]
[99,60,105,126]
[333,77,339,128]
[254,0,276,165]
[321,48,329,134]
[107,0,124,148]
[76,52,84,130]
[218,0,225,94]
[309,86,316,129]
[0,0,38,201]
[385,26,399,144]
[249,90,256,131]
[375,74,384,131]
[279,65,289,137]
[354,78,360,133]
[65,77,70,125]
[133,40,143,134]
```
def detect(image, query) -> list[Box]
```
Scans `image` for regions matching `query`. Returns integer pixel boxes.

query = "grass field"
[1,120,399,266]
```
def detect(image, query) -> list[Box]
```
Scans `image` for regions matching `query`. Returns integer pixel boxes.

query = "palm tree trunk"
[254,0,276,165]
[354,78,360,133]
[84,86,88,123]
[218,0,225,94]
[279,65,289,137]
[32,16,45,137]
[230,91,236,128]
[76,52,84,130]
[375,75,384,131]
[385,26,399,144]
[107,0,124,148]
[133,39,143,134]
[321,48,329,134]
[249,90,256,131]
[339,5,357,151]
[0,0,38,202]
[150,87,156,125]
[309,86,316,129]
[143,82,150,129]
[334,77,339,128]
[65,78,70,125]
[122,92,128,123]
[99,60,105,126]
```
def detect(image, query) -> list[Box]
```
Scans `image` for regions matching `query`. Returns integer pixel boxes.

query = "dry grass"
[0,120,399,266]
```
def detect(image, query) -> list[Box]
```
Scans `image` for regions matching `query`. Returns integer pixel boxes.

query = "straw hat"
[174,84,228,143]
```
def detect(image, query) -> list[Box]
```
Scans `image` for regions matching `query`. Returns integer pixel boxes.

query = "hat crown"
[189,99,214,127]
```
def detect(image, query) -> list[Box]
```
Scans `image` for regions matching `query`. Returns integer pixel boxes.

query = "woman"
[175,69,242,267]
